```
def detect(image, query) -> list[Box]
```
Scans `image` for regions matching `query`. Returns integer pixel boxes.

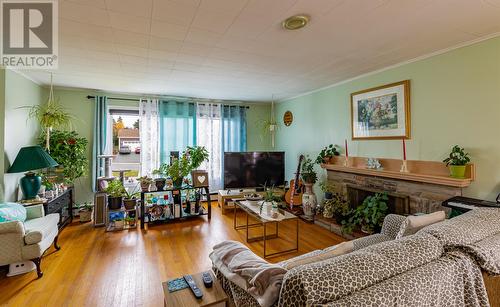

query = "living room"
[1,1,500,306]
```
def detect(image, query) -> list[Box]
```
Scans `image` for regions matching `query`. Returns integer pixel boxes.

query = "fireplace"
[346,185,410,215]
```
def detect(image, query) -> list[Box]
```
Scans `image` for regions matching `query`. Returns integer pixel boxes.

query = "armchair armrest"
[0,220,25,235]
[25,204,45,220]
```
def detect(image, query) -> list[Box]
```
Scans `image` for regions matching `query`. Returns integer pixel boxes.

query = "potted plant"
[138,176,153,192]
[342,192,388,234]
[301,155,317,185]
[315,144,340,164]
[24,76,74,150]
[319,180,335,199]
[260,186,281,215]
[39,130,88,184]
[77,202,93,223]
[443,145,470,178]
[125,216,136,227]
[186,146,209,170]
[105,180,126,210]
[154,146,209,188]
[323,193,350,223]
[123,185,140,210]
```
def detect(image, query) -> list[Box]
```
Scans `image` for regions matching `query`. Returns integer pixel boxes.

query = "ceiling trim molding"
[279,32,500,103]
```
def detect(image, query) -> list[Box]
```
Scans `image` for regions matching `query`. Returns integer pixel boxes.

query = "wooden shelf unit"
[321,156,475,188]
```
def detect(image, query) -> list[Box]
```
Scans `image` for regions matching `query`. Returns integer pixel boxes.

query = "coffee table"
[162,271,228,307]
[233,199,299,258]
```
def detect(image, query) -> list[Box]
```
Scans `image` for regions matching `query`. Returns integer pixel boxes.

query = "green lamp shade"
[8,146,59,200]
[8,145,59,173]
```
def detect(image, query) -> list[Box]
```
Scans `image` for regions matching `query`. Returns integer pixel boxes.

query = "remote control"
[183,274,203,299]
[202,271,213,288]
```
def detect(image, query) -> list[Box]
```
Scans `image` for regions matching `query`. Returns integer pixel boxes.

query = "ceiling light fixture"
[282,15,310,30]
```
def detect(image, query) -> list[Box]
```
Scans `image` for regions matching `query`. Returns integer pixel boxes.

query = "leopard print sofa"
[213,214,407,307]
[213,209,500,306]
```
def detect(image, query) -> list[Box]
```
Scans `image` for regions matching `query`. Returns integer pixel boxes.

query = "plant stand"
[105,205,138,232]
[140,185,211,229]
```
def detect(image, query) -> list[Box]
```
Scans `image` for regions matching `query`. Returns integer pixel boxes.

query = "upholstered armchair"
[0,204,60,278]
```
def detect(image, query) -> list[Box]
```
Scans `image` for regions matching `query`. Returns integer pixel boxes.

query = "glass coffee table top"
[235,200,297,222]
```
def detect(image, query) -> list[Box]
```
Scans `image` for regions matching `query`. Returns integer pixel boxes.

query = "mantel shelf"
[321,156,475,188]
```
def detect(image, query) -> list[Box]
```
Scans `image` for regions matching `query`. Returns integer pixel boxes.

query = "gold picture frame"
[351,80,411,140]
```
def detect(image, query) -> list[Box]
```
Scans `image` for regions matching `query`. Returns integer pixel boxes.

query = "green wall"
[1,70,43,201]
[44,88,272,203]
[276,36,500,201]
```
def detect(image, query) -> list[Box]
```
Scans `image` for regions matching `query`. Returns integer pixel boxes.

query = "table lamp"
[7,145,59,200]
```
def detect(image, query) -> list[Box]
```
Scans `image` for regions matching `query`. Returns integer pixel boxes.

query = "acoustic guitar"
[285,155,305,209]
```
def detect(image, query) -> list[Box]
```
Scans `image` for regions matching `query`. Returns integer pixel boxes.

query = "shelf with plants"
[106,207,138,232]
[141,146,211,229]
[140,185,211,228]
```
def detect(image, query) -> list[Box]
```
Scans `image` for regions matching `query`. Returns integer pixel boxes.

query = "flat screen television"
[224,152,285,189]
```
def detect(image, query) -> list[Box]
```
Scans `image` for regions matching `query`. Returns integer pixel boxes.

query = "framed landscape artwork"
[351,80,410,140]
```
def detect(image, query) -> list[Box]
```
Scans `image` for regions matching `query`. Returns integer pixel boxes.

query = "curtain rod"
[86,96,249,108]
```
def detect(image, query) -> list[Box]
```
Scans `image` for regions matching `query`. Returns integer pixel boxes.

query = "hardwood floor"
[0,202,344,307]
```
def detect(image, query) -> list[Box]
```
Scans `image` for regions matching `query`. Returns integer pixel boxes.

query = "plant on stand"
[138,176,153,192]
[342,192,389,234]
[123,185,140,210]
[154,146,209,188]
[443,145,470,178]
[105,180,126,210]
[315,144,340,164]
[300,155,318,220]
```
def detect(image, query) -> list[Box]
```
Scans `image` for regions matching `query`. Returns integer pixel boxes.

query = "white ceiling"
[22,0,500,101]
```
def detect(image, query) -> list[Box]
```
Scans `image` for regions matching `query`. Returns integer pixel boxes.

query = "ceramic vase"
[302,183,317,219]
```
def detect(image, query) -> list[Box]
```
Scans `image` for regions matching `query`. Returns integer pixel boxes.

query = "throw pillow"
[282,241,354,269]
[0,203,27,223]
[395,211,446,239]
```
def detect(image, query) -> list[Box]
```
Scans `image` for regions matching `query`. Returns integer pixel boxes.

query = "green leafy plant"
[186,146,209,169]
[23,77,75,150]
[301,155,317,184]
[319,181,335,193]
[105,180,127,198]
[323,193,350,222]
[443,145,470,166]
[76,202,93,212]
[154,146,209,185]
[315,144,340,164]
[124,185,140,199]
[39,130,88,183]
[342,192,389,234]
[138,176,153,184]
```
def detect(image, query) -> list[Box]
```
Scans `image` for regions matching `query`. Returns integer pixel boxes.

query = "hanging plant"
[21,74,74,150]
[258,98,279,148]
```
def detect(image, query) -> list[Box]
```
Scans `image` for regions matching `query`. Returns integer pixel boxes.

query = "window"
[108,108,140,184]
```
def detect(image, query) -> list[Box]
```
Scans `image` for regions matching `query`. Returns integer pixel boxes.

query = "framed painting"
[351,80,410,140]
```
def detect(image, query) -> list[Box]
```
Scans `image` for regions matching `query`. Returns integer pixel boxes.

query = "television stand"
[218,189,258,214]
[217,188,285,215]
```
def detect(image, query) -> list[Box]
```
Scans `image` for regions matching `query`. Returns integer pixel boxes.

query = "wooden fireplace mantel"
[321,156,475,188]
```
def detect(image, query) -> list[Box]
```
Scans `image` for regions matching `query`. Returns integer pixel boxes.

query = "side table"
[162,271,228,307]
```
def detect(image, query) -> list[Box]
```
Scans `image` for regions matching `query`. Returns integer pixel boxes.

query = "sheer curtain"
[139,99,160,177]
[196,103,222,191]
[222,105,247,152]
[159,101,196,164]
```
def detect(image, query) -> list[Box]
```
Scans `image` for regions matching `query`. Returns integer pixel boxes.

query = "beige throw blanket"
[210,240,286,307]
